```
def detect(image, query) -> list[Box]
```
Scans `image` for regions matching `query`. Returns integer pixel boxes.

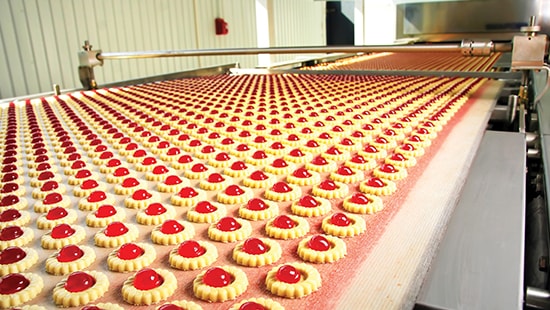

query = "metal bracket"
[78,40,102,89]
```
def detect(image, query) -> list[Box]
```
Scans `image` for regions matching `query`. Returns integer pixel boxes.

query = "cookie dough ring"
[86,206,127,228]
[265,262,321,299]
[291,196,332,217]
[208,218,252,243]
[41,225,85,250]
[136,203,176,226]
[122,268,177,305]
[0,209,30,229]
[151,220,195,245]
[0,273,43,308]
[265,215,310,240]
[94,223,139,248]
[36,208,78,229]
[233,238,282,267]
[193,265,248,302]
[78,192,117,211]
[186,202,227,223]
[171,187,207,207]
[229,297,285,310]
[156,300,203,310]
[321,213,366,238]
[107,242,157,272]
[238,199,279,221]
[224,163,255,178]
[53,270,109,307]
[0,226,34,250]
[264,182,302,202]
[169,240,218,270]
[372,164,408,181]
[217,186,254,205]
[343,193,384,214]
[84,303,125,310]
[311,181,349,199]
[264,161,296,176]
[12,305,47,310]
[359,177,397,196]
[45,245,96,275]
[0,247,38,275]
[31,183,67,199]
[297,234,347,263]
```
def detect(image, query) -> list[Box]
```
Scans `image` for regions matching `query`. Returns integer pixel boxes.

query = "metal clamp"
[460,39,494,57]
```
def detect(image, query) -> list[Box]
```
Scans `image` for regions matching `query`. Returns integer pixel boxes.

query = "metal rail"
[96,42,512,61]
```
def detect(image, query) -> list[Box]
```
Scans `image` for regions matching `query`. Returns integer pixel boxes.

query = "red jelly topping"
[142,157,157,166]
[298,195,319,208]
[216,217,241,232]
[319,180,337,190]
[132,189,152,200]
[46,207,68,220]
[0,209,20,222]
[375,137,389,144]
[195,201,217,213]
[249,170,268,181]
[113,167,130,177]
[276,265,301,284]
[177,155,193,163]
[351,155,367,164]
[242,237,267,255]
[57,244,84,263]
[292,168,312,178]
[311,156,328,165]
[0,183,18,195]
[122,177,140,188]
[230,161,248,171]
[306,140,320,148]
[0,246,26,264]
[50,223,75,239]
[177,240,206,258]
[379,164,397,173]
[207,173,225,183]
[366,177,385,187]
[409,135,422,142]
[326,147,342,155]
[104,222,128,237]
[246,198,268,211]
[308,235,331,251]
[152,165,169,175]
[400,143,415,151]
[236,144,250,152]
[95,205,116,218]
[191,163,208,172]
[390,153,406,161]
[178,187,198,198]
[272,182,292,193]
[40,180,59,192]
[70,160,86,169]
[81,179,99,190]
[252,151,267,159]
[164,175,182,185]
[330,213,351,226]
[65,271,96,293]
[88,191,107,203]
[272,215,295,229]
[272,158,288,168]
[145,203,167,216]
[363,145,378,153]
[160,220,184,234]
[350,193,370,204]
[44,192,63,205]
[226,185,245,196]
[203,267,232,287]
[117,243,144,260]
[336,166,354,176]
[239,302,266,310]
[37,171,55,181]
[0,273,30,294]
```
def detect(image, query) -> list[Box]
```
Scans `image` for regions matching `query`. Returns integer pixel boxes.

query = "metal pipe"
[526,286,550,309]
[97,43,512,61]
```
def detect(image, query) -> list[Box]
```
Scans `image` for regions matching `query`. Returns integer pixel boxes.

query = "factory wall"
[0,0,326,100]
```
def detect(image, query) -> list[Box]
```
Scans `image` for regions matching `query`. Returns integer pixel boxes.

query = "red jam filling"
[276,265,301,284]
[308,235,331,251]
[379,164,397,173]
[65,271,96,293]
[37,171,55,181]
[225,185,245,196]
[319,180,338,190]
[336,166,354,176]
[330,213,351,226]
[95,205,117,218]
[142,157,157,166]
[272,158,288,168]
[207,173,225,183]
[242,237,267,255]
[272,215,295,229]
[390,153,406,161]
[366,177,385,187]
[246,198,268,211]
[298,195,319,208]
[122,177,140,188]
[252,151,268,160]
[400,143,416,151]
[177,240,206,258]
[203,267,232,288]
[350,193,370,204]
[177,155,193,164]
[117,243,144,260]
[40,180,59,192]
[152,165,169,175]
[311,156,328,165]
[1,183,19,194]
[231,161,248,171]
[81,179,99,190]
[46,206,68,220]
[326,146,342,155]
[0,273,30,294]
[57,244,84,263]
[292,168,312,178]
[113,167,130,177]
[160,220,184,234]
[145,203,167,216]
[289,149,305,157]
[236,144,250,152]
[132,189,153,201]
[250,170,268,181]
[43,192,63,205]
[0,246,26,264]
[0,209,21,222]
[363,145,378,153]
[0,195,19,207]
[164,175,182,186]
[215,152,230,161]
[216,217,241,232]
[191,163,208,173]
[104,222,128,237]
[51,223,75,239]
[272,182,292,193]
[178,187,198,198]
[70,160,86,169]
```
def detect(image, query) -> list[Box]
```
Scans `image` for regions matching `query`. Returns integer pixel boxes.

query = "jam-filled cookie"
[73,179,107,198]
[0,194,28,210]
[124,189,161,209]
[0,226,34,250]
[286,168,321,186]
[0,273,43,308]
[171,186,207,207]
[238,198,279,221]
[193,266,248,302]
[311,180,349,199]
[208,217,252,243]
[265,263,321,299]
[114,177,146,195]
[232,237,282,267]
[31,180,66,199]
[45,244,96,275]
[321,212,366,238]
[329,166,365,184]
[187,201,227,224]
[264,182,302,202]
[156,300,203,310]
[52,270,109,307]
[217,185,253,205]
[136,203,176,226]
[94,222,139,248]
[343,192,384,214]
[297,234,347,263]
[265,215,309,240]
[86,205,127,228]
[0,209,30,229]
[224,160,255,178]
[34,192,71,213]
[78,191,117,211]
[36,207,78,229]
[229,298,285,310]
[151,219,195,245]
[107,242,156,272]
[359,177,397,196]
[157,175,189,193]
[169,240,218,271]
[290,195,332,217]
[199,173,233,191]
[122,268,177,305]
[305,155,337,173]
[41,223,85,250]
[242,170,277,189]
[0,246,38,276]
[372,163,407,181]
